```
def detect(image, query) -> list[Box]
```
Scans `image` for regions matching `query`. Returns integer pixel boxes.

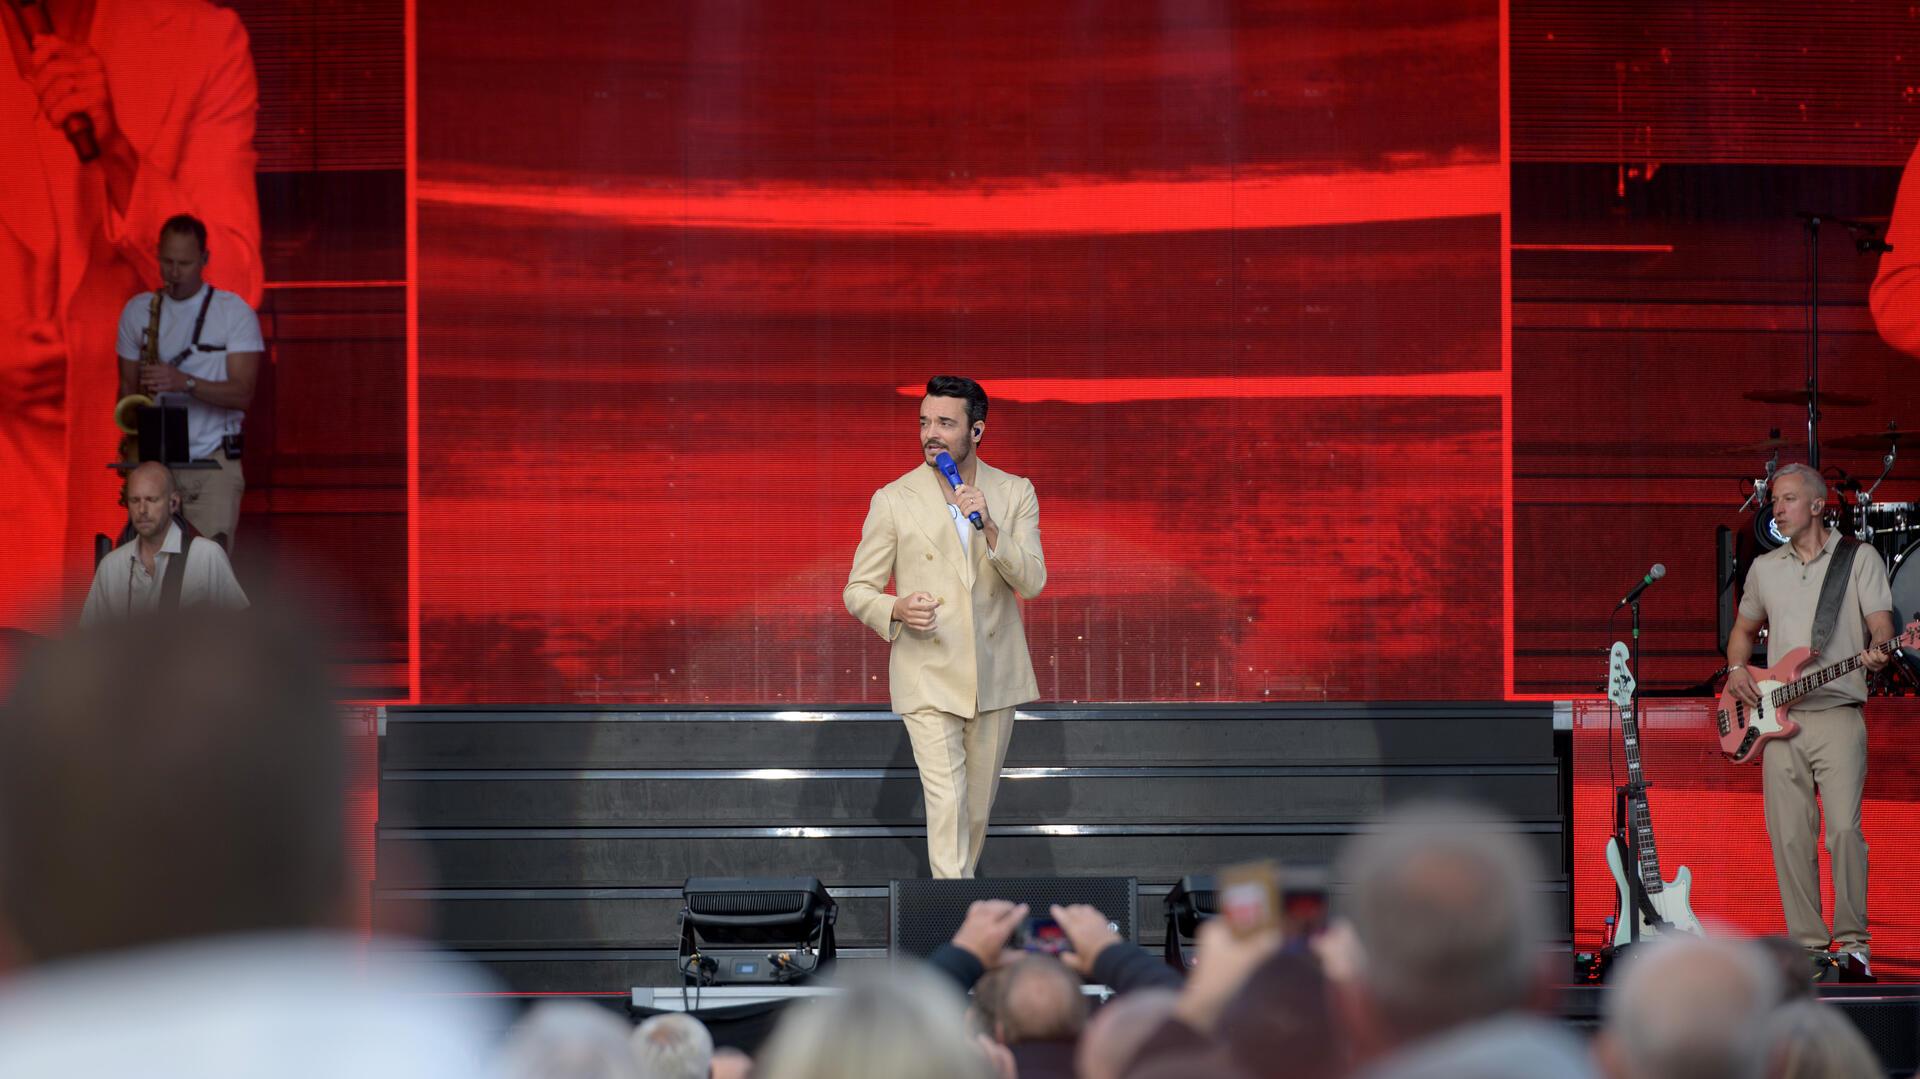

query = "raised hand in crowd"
[1049,902,1121,975]
[951,898,1030,969]
[1172,917,1283,1035]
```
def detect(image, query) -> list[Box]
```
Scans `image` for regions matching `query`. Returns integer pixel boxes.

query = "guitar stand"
[1612,780,1672,944]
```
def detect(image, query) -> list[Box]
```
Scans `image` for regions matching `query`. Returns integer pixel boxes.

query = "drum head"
[1753,503,1847,553]
[1892,538,1920,680]
[1860,502,1918,564]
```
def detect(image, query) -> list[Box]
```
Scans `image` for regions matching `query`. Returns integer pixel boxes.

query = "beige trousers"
[901,705,1017,879]
[175,448,244,548]
[1762,703,1870,958]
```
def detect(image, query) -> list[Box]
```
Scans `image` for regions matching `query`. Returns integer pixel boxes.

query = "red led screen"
[414,0,1508,704]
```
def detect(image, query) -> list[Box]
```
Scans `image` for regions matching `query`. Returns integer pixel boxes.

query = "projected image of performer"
[844,376,1046,879]
[1872,138,1920,359]
[116,213,263,548]
[1725,464,1894,976]
[80,461,245,624]
[0,0,262,629]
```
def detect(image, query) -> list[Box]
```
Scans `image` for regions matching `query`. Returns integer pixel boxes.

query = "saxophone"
[114,290,164,437]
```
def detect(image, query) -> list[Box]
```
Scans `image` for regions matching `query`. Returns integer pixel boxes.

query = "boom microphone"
[933,451,983,530]
[1616,563,1666,610]
[8,0,100,162]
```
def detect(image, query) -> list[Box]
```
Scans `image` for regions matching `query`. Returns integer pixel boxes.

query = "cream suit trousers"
[901,705,1016,879]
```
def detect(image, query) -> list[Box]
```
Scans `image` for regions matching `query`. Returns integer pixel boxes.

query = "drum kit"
[1729,394,1920,688]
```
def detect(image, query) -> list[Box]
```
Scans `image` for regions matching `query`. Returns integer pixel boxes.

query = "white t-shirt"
[116,284,265,460]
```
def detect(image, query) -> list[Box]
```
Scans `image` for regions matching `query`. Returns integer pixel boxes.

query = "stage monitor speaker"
[889,876,1137,959]
[678,877,837,986]
[1832,994,1920,1076]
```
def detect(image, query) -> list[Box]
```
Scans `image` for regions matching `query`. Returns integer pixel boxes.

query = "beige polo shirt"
[1738,529,1892,708]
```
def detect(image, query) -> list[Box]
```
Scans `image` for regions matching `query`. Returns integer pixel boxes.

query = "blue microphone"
[934,451,984,530]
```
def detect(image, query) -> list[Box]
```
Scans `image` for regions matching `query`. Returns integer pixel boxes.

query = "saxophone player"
[114,214,263,549]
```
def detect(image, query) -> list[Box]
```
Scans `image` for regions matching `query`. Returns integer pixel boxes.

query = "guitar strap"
[158,519,202,613]
[1809,537,1863,658]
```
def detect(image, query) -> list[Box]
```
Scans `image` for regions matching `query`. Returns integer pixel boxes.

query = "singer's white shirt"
[946,502,972,555]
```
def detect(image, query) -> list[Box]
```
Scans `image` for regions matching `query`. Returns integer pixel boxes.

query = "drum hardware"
[1742,388,1873,408]
[1721,433,1792,455]
[1822,424,1910,454]
[1785,211,1892,469]
[1852,435,1900,544]
[1863,432,1898,501]
[1736,440,1782,516]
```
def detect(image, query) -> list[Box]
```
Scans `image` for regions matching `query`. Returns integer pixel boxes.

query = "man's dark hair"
[0,608,346,963]
[926,375,989,429]
[160,212,209,252]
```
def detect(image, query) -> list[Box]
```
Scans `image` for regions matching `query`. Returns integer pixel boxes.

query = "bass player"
[1725,462,1894,977]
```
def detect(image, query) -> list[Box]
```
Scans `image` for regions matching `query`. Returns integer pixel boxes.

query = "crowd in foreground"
[0,608,1888,1078]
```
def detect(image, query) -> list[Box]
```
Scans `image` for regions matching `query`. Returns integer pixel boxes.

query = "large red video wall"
[6,0,1920,972]
[414,0,1507,704]
[6,0,1919,707]
[0,0,408,696]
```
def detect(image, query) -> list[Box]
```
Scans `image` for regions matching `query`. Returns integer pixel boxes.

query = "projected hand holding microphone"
[8,0,103,162]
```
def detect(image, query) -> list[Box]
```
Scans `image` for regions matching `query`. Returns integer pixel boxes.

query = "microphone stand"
[1794,211,1892,471]
[1804,214,1822,471]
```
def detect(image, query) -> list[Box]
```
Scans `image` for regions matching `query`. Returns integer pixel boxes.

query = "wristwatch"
[184,376,198,394]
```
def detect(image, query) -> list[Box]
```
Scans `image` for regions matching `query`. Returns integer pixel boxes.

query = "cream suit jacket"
[844,460,1045,717]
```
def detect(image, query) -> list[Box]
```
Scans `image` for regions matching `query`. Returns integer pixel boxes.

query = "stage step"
[373,702,1566,991]
[381,705,1555,769]
[380,765,1556,827]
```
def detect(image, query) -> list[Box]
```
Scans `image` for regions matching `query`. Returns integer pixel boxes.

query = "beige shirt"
[80,522,249,625]
[1738,529,1892,708]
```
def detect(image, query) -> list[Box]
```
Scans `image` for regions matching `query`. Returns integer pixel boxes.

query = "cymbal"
[1720,436,1793,455]
[1744,388,1874,407]
[1825,430,1911,452]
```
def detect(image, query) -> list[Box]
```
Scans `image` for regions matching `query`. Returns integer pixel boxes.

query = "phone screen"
[1020,916,1072,955]
[1282,884,1329,942]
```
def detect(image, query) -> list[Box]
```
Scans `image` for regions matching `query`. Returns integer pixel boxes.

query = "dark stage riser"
[373,703,1566,992]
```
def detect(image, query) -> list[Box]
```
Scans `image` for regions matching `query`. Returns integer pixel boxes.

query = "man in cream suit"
[845,375,1046,879]
[1,0,263,632]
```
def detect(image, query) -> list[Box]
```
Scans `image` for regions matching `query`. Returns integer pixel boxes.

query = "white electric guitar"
[1604,641,1705,947]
